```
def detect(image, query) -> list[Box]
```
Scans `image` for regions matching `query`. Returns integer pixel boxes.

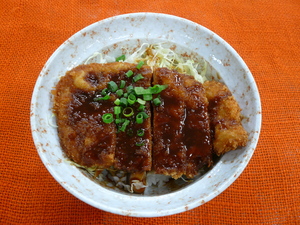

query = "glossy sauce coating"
[113,66,153,172]
[181,75,212,178]
[153,68,213,179]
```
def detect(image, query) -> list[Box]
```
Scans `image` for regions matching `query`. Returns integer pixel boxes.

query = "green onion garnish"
[127,93,136,105]
[134,87,151,95]
[102,113,114,123]
[123,107,134,117]
[108,81,118,92]
[125,70,133,77]
[133,74,144,82]
[119,80,126,89]
[116,55,125,62]
[116,89,123,97]
[119,119,130,132]
[120,97,128,107]
[136,141,145,147]
[126,85,134,93]
[114,98,120,105]
[114,106,121,115]
[134,85,168,95]
[140,111,149,119]
[150,84,168,94]
[94,95,110,101]
[123,93,128,98]
[143,94,152,101]
[153,97,162,106]
[137,129,144,137]
[101,88,108,96]
[137,98,146,105]
[136,113,144,124]
[136,61,144,69]
[115,118,125,124]
[138,105,146,111]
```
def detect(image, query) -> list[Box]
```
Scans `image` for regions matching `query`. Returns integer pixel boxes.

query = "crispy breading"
[203,80,248,155]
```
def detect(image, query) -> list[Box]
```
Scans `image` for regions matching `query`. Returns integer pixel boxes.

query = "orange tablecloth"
[1,0,299,224]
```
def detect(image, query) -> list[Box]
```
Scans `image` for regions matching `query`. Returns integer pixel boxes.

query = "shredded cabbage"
[84,43,208,83]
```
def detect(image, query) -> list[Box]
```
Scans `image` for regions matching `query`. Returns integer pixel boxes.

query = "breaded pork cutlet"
[53,62,152,171]
[113,64,153,173]
[181,75,212,178]
[203,80,248,155]
[152,68,187,179]
[152,68,212,179]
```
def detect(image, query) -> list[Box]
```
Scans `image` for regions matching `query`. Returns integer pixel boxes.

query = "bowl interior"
[30,13,261,217]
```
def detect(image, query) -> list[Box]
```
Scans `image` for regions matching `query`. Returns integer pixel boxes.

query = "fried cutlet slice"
[152,68,213,179]
[113,64,153,172]
[53,62,152,170]
[181,75,213,178]
[152,68,187,179]
[203,80,248,155]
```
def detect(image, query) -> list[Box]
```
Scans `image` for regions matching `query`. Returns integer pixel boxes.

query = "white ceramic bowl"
[30,13,261,217]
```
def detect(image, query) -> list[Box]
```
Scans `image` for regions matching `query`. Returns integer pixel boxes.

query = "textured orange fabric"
[1,0,299,224]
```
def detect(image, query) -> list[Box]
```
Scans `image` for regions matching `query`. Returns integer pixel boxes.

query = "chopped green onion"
[150,84,168,94]
[108,81,118,92]
[137,129,144,137]
[127,93,136,105]
[137,98,146,105]
[136,141,145,147]
[134,87,151,95]
[138,105,146,111]
[133,74,144,82]
[126,85,134,93]
[119,119,130,132]
[115,118,125,124]
[143,94,152,101]
[123,93,128,98]
[120,97,128,107]
[101,88,108,96]
[116,89,123,97]
[116,54,125,62]
[134,85,168,96]
[125,70,134,77]
[122,107,134,117]
[140,111,149,119]
[119,80,126,89]
[136,61,144,69]
[136,113,144,124]
[94,95,110,101]
[114,98,120,105]
[153,97,162,106]
[102,113,114,123]
[114,106,121,115]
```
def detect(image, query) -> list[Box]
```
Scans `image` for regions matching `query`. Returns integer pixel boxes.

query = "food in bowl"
[52,44,248,194]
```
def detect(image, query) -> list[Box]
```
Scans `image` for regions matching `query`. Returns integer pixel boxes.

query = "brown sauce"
[114,102,152,172]
[152,94,187,177]
[152,68,212,178]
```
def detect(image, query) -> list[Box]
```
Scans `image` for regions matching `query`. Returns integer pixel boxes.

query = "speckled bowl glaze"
[30,13,261,217]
